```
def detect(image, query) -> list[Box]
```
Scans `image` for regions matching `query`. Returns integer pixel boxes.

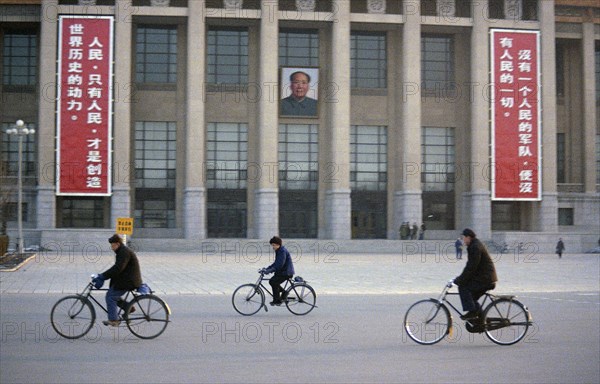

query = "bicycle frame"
[252,273,293,299]
[433,283,493,319]
[250,273,317,313]
[77,282,137,317]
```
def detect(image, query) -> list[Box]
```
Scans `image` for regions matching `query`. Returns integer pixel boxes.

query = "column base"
[36,185,56,229]
[183,187,206,239]
[391,190,422,239]
[110,186,131,225]
[251,188,278,239]
[460,190,491,240]
[322,189,351,240]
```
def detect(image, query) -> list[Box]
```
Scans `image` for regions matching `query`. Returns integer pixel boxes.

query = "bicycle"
[404,280,533,346]
[50,276,171,340]
[232,270,317,316]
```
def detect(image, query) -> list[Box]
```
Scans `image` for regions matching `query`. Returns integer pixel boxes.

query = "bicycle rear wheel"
[404,299,451,345]
[483,298,530,345]
[232,284,264,316]
[50,295,95,339]
[125,295,170,339]
[285,283,316,315]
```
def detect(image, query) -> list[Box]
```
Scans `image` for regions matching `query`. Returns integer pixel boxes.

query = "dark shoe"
[269,301,282,306]
[102,320,121,327]
[460,311,479,320]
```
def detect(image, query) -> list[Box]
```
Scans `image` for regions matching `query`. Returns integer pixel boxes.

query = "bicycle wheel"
[285,283,316,316]
[125,295,170,339]
[232,284,265,316]
[404,299,451,345]
[483,298,530,345]
[50,295,96,339]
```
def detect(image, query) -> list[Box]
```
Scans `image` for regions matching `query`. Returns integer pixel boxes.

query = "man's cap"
[462,228,477,238]
[108,234,122,244]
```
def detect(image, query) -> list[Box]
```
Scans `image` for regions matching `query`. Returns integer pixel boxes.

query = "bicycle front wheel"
[285,283,316,316]
[232,284,265,316]
[404,299,451,345]
[483,298,530,345]
[50,295,95,339]
[125,295,170,339]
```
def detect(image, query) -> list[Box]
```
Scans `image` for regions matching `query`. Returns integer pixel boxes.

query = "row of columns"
[34,0,588,239]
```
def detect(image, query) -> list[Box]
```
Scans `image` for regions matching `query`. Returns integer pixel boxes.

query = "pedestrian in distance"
[455,237,463,259]
[454,228,498,321]
[410,223,417,240]
[92,234,143,326]
[261,236,295,306]
[556,238,565,258]
[419,223,426,240]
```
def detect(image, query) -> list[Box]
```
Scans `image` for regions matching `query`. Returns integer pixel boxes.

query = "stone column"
[323,0,351,239]
[251,0,279,239]
[36,0,58,230]
[531,0,558,232]
[580,20,599,232]
[110,0,133,225]
[461,0,491,239]
[183,0,207,239]
[393,0,422,237]
[582,21,597,194]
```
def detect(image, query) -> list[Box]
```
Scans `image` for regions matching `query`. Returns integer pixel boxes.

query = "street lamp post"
[6,120,35,254]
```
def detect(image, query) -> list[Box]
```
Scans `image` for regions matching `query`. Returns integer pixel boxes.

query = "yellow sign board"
[116,217,133,235]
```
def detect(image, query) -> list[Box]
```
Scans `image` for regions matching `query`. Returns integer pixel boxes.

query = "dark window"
[60,197,105,228]
[556,42,565,98]
[134,122,177,228]
[557,133,565,184]
[279,29,319,67]
[207,28,248,84]
[206,123,247,238]
[421,34,455,92]
[422,127,455,230]
[206,123,247,189]
[492,202,520,230]
[351,32,387,89]
[351,125,387,191]
[421,127,455,192]
[279,124,318,238]
[2,30,37,86]
[558,208,574,226]
[135,25,177,83]
[278,124,318,190]
[595,41,600,103]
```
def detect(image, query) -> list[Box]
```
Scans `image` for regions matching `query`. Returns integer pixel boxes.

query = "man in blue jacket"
[262,236,295,306]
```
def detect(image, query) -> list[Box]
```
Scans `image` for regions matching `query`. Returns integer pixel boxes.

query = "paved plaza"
[1,246,598,295]
[1,246,599,384]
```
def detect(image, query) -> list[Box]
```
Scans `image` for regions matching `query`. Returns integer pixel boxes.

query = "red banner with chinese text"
[491,29,541,201]
[56,16,113,195]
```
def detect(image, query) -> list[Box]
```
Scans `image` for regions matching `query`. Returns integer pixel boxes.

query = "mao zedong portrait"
[280,70,318,117]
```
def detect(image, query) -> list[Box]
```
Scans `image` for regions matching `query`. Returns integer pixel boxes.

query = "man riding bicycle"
[92,234,143,326]
[261,236,295,306]
[454,228,498,321]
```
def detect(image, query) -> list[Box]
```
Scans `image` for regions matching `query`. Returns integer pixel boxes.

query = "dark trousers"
[458,281,495,313]
[269,274,291,302]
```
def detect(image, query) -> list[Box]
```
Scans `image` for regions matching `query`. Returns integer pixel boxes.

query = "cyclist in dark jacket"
[93,234,143,326]
[262,236,295,306]
[454,228,498,320]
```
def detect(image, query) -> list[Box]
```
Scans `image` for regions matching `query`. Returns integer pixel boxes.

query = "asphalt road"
[1,292,598,383]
